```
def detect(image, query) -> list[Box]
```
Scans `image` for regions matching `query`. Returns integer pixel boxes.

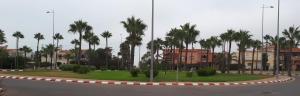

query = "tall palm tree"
[282,26,300,76]
[0,29,7,45]
[220,29,236,73]
[83,31,94,51]
[250,40,262,74]
[207,36,222,67]
[234,30,252,74]
[101,31,112,69]
[172,28,186,69]
[68,20,91,64]
[45,44,55,69]
[180,23,200,67]
[264,34,286,75]
[101,31,112,48]
[121,16,147,69]
[53,33,63,69]
[147,38,163,67]
[13,31,24,69]
[34,33,44,68]
[90,35,100,51]
[199,39,210,66]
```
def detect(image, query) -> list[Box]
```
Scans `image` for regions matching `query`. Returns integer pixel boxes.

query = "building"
[163,49,214,69]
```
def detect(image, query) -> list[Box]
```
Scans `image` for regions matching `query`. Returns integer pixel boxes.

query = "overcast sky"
[0,0,300,65]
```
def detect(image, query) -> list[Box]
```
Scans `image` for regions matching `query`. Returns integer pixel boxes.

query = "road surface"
[1,77,299,96]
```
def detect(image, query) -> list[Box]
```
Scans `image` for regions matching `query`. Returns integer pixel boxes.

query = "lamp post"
[46,10,55,69]
[150,0,155,82]
[261,4,273,73]
[275,0,280,79]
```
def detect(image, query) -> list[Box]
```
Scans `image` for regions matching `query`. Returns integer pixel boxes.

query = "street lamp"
[261,4,273,73]
[275,0,280,79]
[46,10,56,69]
[150,0,155,82]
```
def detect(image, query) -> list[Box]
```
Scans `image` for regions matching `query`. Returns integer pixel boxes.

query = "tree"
[83,31,94,51]
[199,39,210,66]
[220,29,236,73]
[180,23,200,67]
[53,33,64,69]
[45,44,55,69]
[20,46,32,58]
[13,31,24,69]
[119,41,131,69]
[172,28,187,69]
[90,35,100,51]
[121,16,147,69]
[282,26,300,76]
[0,29,7,45]
[68,20,92,64]
[147,38,163,68]
[34,33,44,69]
[264,34,286,75]
[234,30,252,74]
[250,40,262,74]
[207,36,222,67]
[101,31,112,48]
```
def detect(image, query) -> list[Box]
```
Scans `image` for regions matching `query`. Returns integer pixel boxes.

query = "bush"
[144,70,159,78]
[72,64,81,72]
[130,69,139,77]
[76,66,91,74]
[197,67,216,76]
[186,71,193,78]
[59,64,76,71]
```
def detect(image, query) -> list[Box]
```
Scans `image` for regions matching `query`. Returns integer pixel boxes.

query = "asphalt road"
[0,77,299,96]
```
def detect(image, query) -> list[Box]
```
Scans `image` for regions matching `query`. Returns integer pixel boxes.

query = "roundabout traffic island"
[0,70,294,86]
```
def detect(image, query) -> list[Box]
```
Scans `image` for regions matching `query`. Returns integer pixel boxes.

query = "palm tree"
[147,38,163,68]
[68,20,91,64]
[0,29,7,45]
[101,31,112,48]
[41,47,49,63]
[121,16,147,69]
[234,30,252,74]
[45,44,55,69]
[101,31,112,69]
[282,26,300,76]
[172,28,186,69]
[250,40,262,74]
[90,35,100,51]
[20,46,32,58]
[220,29,236,73]
[180,23,200,67]
[13,31,24,69]
[53,33,63,69]
[264,34,286,75]
[207,36,222,67]
[34,33,44,68]
[199,39,210,66]
[83,31,94,51]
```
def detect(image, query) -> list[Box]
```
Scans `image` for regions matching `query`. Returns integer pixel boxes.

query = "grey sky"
[0,0,300,65]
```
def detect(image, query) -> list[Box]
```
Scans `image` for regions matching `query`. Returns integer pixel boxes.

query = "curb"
[0,75,294,86]
[0,69,23,72]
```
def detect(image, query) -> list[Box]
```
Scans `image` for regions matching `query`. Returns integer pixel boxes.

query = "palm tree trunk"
[16,38,19,69]
[288,45,292,76]
[105,38,108,69]
[130,44,135,70]
[179,40,183,70]
[242,49,246,74]
[93,44,96,51]
[206,48,209,67]
[156,49,159,70]
[190,43,193,65]
[185,43,188,70]
[36,40,40,69]
[78,32,82,65]
[227,41,232,74]
[273,45,277,75]
[251,47,256,75]
[212,48,215,68]
[55,40,59,69]
[256,49,259,70]
[238,48,241,74]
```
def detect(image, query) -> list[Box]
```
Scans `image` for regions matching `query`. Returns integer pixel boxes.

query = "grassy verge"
[0,70,271,82]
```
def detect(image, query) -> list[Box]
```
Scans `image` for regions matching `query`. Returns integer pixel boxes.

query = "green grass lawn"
[0,70,271,82]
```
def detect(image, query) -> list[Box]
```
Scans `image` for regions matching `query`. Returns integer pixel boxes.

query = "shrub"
[130,69,139,77]
[76,66,91,74]
[72,64,81,73]
[144,70,159,78]
[197,67,216,76]
[59,64,76,71]
[186,71,193,78]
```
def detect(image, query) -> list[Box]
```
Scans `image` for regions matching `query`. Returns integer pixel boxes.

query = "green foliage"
[76,66,91,74]
[130,69,139,77]
[186,71,193,78]
[59,64,77,71]
[144,70,159,78]
[59,64,92,74]
[197,67,216,76]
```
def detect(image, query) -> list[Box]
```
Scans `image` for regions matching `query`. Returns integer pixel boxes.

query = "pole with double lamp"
[46,10,56,69]
[275,0,280,79]
[261,4,273,73]
[150,0,155,82]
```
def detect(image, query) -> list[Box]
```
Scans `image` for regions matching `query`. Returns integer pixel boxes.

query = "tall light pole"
[261,4,273,73]
[150,0,155,82]
[46,10,55,69]
[275,0,280,79]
